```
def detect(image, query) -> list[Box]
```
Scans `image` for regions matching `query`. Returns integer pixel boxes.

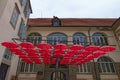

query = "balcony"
[26,35,115,46]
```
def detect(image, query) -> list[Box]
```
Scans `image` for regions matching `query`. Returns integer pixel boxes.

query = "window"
[3,48,12,61]
[97,57,115,73]
[10,5,19,28]
[77,62,91,73]
[20,61,42,72]
[47,33,67,45]
[52,16,61,26]
[27,33,42,45]
[18,19,26,39]
[24,2,31,18]
[73,33,87,46]
[19,0,27,7]
[92,33,108,46]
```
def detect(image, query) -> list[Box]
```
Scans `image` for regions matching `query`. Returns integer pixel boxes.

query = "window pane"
[97,57,115,73]
[10,7,19,27]
[18,19,26,39]
[47,33,67,45]
[73,33,87,46]
[3,49,12,61]
[92,33,108,46]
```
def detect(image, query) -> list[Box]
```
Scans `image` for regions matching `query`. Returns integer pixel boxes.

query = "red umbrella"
[53,50,65,57]
[100,46,116,52]
[28,53,40,58]
[80,50,92,56]
[19,55,29,58]
[54,43,67,51]
[25,49,37,54]
[20,42,35,48]
[22,58,33,64]
[70,45,84,51]
[85,45,100,52]
[32,58,42,64]
[93,51,105,58]
[10,48,25,55]
[52,59,56,64]
[1,41,18,48]
[37,43,52,50]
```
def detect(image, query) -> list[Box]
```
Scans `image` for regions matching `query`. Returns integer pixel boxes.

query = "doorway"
[0,63,9,80]
[51,71,66,80]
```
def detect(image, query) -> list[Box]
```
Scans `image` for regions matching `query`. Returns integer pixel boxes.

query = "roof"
[27,18,117,27]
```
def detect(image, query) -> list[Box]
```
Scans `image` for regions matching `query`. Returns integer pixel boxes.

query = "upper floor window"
[18,19,26,39]
[77,62,91,73]
[97,57,115,73]
[73,33,87,46]
[3,48,12,61]
[47,33,67,45]
[10,5,20,28]
[19,0,27,7]
[27,32,42,45]
[24,2,31,18]
[52,16,61,27]
[92,33,108,46]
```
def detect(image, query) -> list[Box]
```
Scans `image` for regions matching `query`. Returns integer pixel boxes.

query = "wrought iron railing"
[26,36,113,46]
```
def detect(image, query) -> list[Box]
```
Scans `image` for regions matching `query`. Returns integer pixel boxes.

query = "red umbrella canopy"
[93,51,105,58]
[10,48,25,55]
[1,41,18,48]
[54,43,67,51]
[20,42,35,48]
[25,49,37,54]
[37,43,52,50]
[85,45,100,52]
[70,45,84,51]
[100,46,116,52]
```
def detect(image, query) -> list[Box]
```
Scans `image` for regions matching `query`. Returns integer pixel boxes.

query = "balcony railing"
[26,36,114,46]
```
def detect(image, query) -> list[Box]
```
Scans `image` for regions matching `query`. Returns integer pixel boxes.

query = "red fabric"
[1,41,18,48]
[100,46,116,52]
[20,42,35,48]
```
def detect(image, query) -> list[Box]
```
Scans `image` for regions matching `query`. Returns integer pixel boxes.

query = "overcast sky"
[30,0,120,18]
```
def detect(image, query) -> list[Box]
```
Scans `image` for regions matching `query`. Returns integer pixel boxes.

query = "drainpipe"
[88,27,100,80]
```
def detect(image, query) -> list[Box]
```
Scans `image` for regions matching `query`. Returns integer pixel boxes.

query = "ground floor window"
[77,62,91,73]
[97,57,115,73]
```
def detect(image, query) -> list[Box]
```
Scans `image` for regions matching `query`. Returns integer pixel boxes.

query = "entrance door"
[51,72,66,80]
[0,63,9,80]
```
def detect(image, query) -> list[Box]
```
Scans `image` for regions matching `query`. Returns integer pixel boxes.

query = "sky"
[30,0,120,18]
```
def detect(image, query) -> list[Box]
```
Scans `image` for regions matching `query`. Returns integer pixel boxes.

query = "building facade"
[0,0,32,80]
[17,17,120,80]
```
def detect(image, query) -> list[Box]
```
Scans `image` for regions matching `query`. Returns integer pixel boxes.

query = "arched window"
[51,72,66,80]
[97,57,115,73]
[73,33,87,46]
[92,33,108,46]
[27,32,42,45]
[77,62,91,73]
[47,33,67,45]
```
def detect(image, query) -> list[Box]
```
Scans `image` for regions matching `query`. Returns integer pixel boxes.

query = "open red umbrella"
[80,50,92,56]
[20,42,35,48]
[22,58,33,64]
[93,51,105,58]
[1,41,18,48]
[10,48,25,55]
[70,45,84,51]
[54,43,67,51]
[37,43,52,50]
[25,49,37,54]
[100,46,116,52]
[53,50,65,57]
[85,45,100,52]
